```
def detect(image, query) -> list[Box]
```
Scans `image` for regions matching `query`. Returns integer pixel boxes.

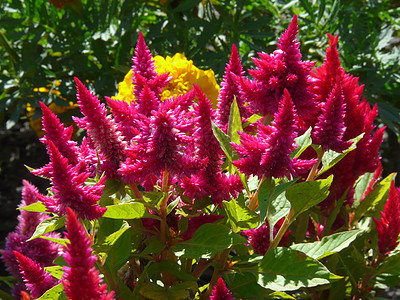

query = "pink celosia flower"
[238,15,316,126]
[62,207,114,300]
[373,182,400,255]
[216,44,251,130]
[181,85,242,205]
[210,277,234,300]
[38,140,106,220]
[73,77,127,178]
[242,218,290,255]
[106,97,140,141]
[39,102,79,165]
[312,81,352,152]
[14,251,58,299]
[311,33,366,141]
[132,32,170,102]
[232,89,297,179]
[1,181,61,295]
[119,92,197,183]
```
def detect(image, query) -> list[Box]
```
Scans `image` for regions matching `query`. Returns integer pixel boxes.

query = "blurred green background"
[0,0,399,168]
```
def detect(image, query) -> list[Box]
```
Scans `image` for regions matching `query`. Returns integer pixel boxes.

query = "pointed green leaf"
[292,127,312,158]
[353,171,375,208]
[227,97,243,144]
[290,230,362,260]
[211,121,239,162]
[39,236,68,246]
[28,216,66,241]
[36,283,64,300]
[104,228,132,271]
[352,173,396,224]
[222,199,259,232]
[243,114,263,128]
[286,176,333,219]
[174,223,246,258]
[44,266,64,279]
[18,201,48,213]
[103,202,147,219]
[94,225,130,256]
[259,178,297,227]
[257,248,341,291]
[317,134,363,177]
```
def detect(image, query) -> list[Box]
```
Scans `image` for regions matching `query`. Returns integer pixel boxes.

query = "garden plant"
[1,4,400,300]
[0,1,400,300]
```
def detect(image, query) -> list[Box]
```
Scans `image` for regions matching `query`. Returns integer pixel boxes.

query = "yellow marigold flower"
[114,53,220,107]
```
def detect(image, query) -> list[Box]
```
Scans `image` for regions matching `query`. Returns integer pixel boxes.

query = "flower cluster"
[2,15,398,300]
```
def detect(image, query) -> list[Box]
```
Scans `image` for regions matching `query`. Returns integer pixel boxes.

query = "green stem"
[269,207,294,249]
[306,150,324,182]
[249,175,266,210]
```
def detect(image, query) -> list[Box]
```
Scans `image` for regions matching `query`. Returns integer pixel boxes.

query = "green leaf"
[36,283,64,300]
[141,236,166,256]
[103,202,147,219]
[292,127,312,158]
[28,216,66,241]
[257,248,341,291]
[142,191,167,208]
[44,265,64,279]
[148,260,197,281]
[260,178,297,227]
[105,228,132,272]
[39,236,68,246]
[227,97,243,144]
[211,121,239,162]
[290,230,362,260]
[285,176,333,219]
[139,281,198,300]
[174,223,246,258]
[317,134,363,177]
[94,225,130,257]
[225,271,295,299]
[352,173,395,225]
[18,201,48,213]
[353,171,375,209]
[243,114,263,128]
[222,199,259,232]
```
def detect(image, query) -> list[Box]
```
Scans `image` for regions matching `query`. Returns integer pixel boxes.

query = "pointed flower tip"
[210,277,234,300]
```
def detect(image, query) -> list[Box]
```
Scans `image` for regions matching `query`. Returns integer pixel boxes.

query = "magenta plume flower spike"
[132,31,158,81]
[232,89,297,179]
[1,181,62,280]
[39,102,79,165]
[62,207,114,300]
[181,85,242,205]
[373,182,400,255]
[73,77,127,178]
[39,140,106,220]
[14,251,58,299]
[216,44,251,130]
[312,80,352,152]
[240,15,316,126]
[210,277,235,300]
